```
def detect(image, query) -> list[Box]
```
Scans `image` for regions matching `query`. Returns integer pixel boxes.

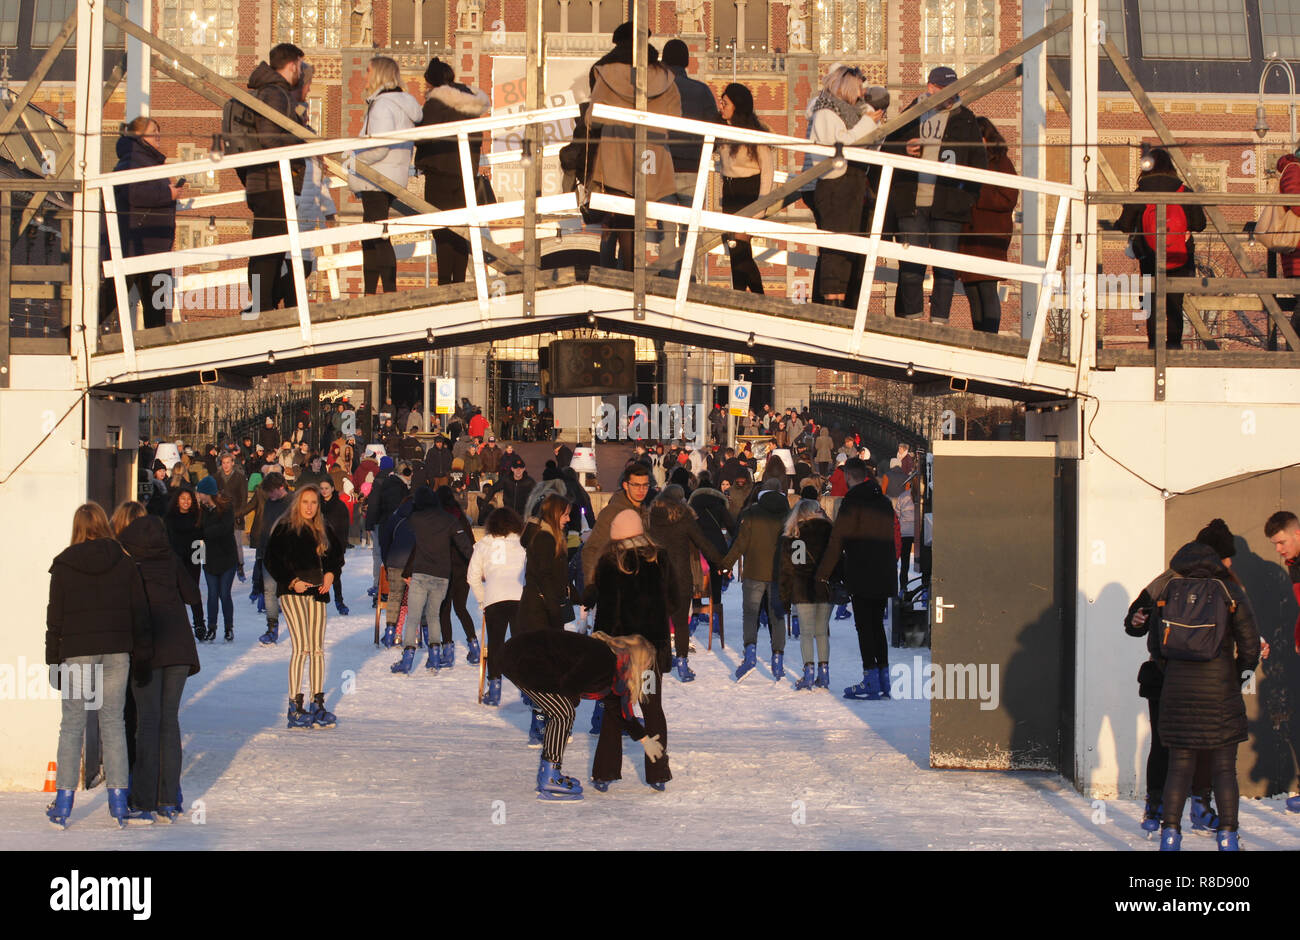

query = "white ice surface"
[4,547,1298,850]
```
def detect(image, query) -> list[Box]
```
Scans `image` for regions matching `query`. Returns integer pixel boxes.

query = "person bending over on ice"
[496,629,663,802]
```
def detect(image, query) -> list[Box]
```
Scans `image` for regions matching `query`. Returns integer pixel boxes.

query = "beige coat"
[588,63,682,202]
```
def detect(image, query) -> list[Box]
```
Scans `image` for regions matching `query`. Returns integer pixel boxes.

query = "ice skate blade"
[536,790,583,802]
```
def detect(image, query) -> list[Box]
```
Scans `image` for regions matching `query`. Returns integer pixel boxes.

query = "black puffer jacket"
[321,493,351,555]
[688,486,736,556]
[1149,542,1261,749]
[164,501,204,580]
[111,134,177,257]
[401,489,474,580]
[590,536,675,672]
[118,517,201,675]
[814,479,897,598]
[778,516,834,607]
[414,82,491,208]
[517,527,570,634]
[46,538,151,665]
[264,522,345,603]
[200,505,239,577]
[646,495,725,614]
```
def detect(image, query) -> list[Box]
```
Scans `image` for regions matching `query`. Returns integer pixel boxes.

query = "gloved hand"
[134,663,152,688]
[641,734,664,763]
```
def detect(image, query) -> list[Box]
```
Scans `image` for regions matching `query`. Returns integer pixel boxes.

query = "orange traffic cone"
[43,762,57,792]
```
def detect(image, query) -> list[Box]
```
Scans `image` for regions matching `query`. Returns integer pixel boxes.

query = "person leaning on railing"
[1277,151,1300,336]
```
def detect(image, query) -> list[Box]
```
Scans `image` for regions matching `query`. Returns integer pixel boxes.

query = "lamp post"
[1255,53,1298,151]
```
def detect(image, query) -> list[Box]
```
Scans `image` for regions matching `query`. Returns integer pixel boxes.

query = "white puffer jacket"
[466,533,527,608]
[349,87,424,193]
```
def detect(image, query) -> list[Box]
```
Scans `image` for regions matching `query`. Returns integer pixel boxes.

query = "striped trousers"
[281,593,328,698]
[515,686,578,766]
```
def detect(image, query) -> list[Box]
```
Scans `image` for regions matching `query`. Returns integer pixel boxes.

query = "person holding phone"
[264,484,344,728]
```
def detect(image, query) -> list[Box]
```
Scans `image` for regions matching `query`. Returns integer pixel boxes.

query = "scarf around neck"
[811,90,861,132]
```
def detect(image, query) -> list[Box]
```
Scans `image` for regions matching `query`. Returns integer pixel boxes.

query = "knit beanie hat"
[196,476,219,496]
[1195,518,1236,559]
[380,455,395,471]
[424,57,454,88]
[609,508,644,541]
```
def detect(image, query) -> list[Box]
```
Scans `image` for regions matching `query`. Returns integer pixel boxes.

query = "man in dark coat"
[815,459,899,699]
[646,487,726,679]
[258,417,281,455]
[423,437,454,488]
[883,66,987,323]
[480,459,536,521]
[718,480,790,679]
[242,43,307,316]
[215,452,249,580]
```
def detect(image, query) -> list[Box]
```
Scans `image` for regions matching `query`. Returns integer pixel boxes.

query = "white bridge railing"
[84,103,1083,384]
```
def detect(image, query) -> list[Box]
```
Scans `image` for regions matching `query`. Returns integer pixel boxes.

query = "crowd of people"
[43,390,1287,833]
[92,25,1300,348]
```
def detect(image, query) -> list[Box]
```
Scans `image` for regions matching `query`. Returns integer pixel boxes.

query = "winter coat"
[588,62,681,201]
[1116,169,1207,275]
[1144,543,1260,749]
[590,536,675,672]
[348,88,423,193]
[720,488,792,582]
[814,479,898,598]
[365,471,407,530]
[321,493,352,553]
[164,504,204,580]
[687,486,736,557]
[215,467,248,515]
[110,134,177,257]
[894,490,916,539]
[466,533,527,608]
[813,430,834,464]
[414,82,492,209]
[805,93,879,181]
[424,445,453,479]
[200,505,239,576]
[45,538,151,665]
[495,630,648,737]
[581,489,646,585]
[517,527,570,633]
[401,501,474,580]
[646,495,725,610]
[257,494,292,553]
[258,425,281,454]
[379,499,415,571]
[883,96,987,224]
[243,63,307,196]
[482,473,536,518]
[778,517,834,607]
[1276,153,1300,278]
[146,478,169,517]
[117,516,201,675]
[726,480,754,520]
[957,149,1018,283]
[263,522,344,603]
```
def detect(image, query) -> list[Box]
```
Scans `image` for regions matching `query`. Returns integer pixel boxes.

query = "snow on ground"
[3,547,1298,851]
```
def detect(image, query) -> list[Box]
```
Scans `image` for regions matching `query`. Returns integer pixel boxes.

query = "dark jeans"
[433,229,470,284]
[851,594,889,670]
[204,567,236,628]
[439,576,477,643]
[246,191,291,315]
[130,664,188,811]
[1161,744,1239,831]
[484,600,518,680]
[591,664,670,785]
[1142,260,1191,349]
[99,270,170,330]
[722,175,763,294]
[898,537,915,596]
[360,190,397,294]
[965,279,1001,333]
[895,210,963,321]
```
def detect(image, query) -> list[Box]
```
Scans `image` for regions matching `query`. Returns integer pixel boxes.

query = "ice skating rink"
[5,549,1299,851]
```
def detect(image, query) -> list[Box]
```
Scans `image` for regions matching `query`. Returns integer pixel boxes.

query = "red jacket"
[1279,154,1300,278]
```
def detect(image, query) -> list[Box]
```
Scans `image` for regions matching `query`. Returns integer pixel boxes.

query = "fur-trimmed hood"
[425,82,491,117]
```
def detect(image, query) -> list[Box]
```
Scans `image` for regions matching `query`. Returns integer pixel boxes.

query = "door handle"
[934,596,955,624]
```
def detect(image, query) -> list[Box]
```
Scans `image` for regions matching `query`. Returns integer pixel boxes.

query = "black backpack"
[220,98,260,183]
[1156,577,1235,662]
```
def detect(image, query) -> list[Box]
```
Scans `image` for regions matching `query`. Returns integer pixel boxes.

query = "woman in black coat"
[197,484,238,641]
[45,503,152,830]
[413,57,491,284]
[114,505,201,822]
[1146,541,1260,851]
[645,485,725,682]
[436,486,479,662]
[517,494,572,635]
[497,629,663,801]
[777,500,834,691]
[586,508,676,791]
[318,478,352,616]
[264,485,345,729]
[99,117,182,331]
[164,487,206,634]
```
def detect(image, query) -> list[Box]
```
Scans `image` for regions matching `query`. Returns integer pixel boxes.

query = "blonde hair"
[592,631,656,706]
[110,500,147,536]
[783,498,828,538]
[365,57,403,100]
[279,484,330,556]
[823,65,864,105]
[70,503,114,545]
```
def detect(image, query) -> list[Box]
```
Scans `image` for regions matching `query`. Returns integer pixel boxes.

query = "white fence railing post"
[674,136,715,325]
[99,185,137,375]
[279,159,312,349]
